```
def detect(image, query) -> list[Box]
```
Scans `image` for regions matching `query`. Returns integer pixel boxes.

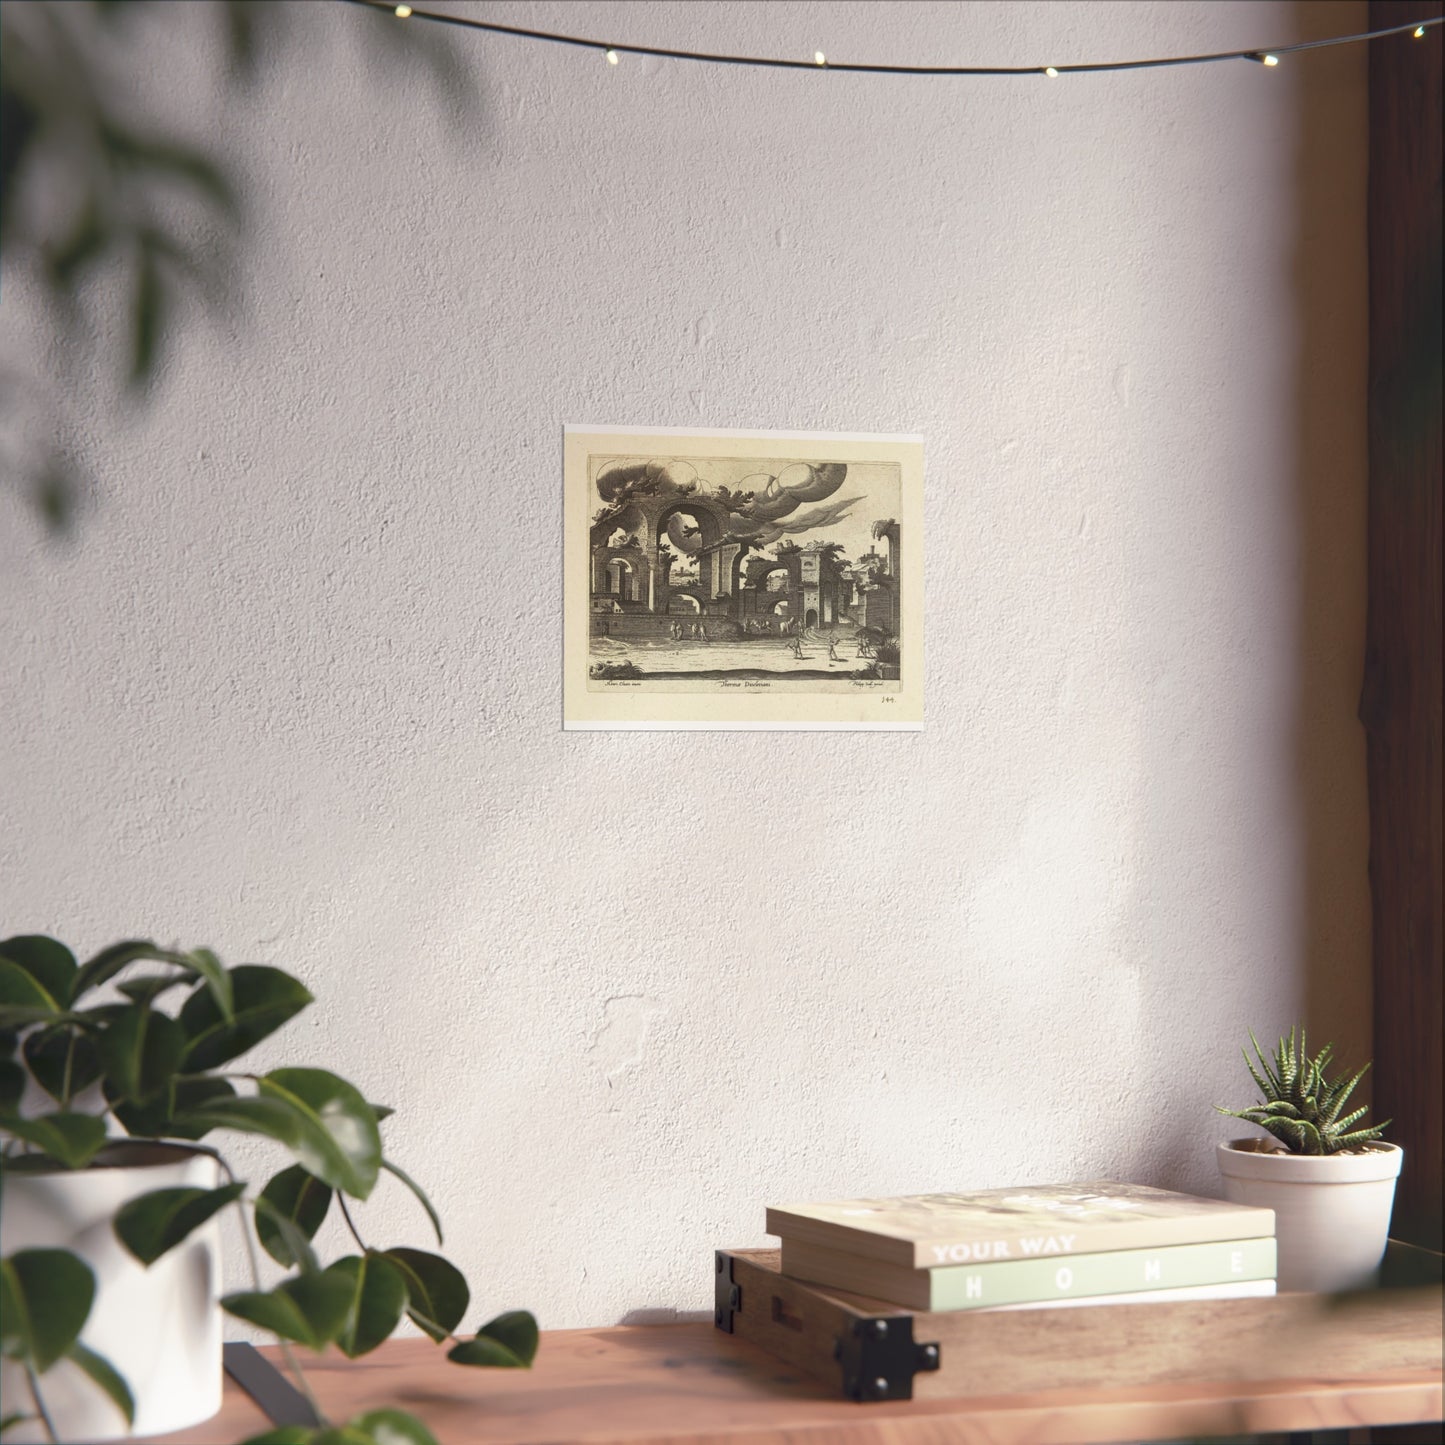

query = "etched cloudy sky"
[593,455,901,561]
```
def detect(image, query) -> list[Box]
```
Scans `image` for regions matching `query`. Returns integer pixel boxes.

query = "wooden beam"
[1364,0,1444,1266]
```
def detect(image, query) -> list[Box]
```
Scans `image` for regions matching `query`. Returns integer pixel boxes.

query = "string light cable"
[345,2,1441,76]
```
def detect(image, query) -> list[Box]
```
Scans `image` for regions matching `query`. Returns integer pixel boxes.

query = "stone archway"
[605,557,635,601]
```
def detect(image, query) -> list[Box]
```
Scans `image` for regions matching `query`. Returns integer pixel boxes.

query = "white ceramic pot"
[0,1141,224,1442]
[1216,1137,1403,1293]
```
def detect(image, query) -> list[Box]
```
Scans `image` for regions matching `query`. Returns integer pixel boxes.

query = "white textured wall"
[0,1,1370,1330]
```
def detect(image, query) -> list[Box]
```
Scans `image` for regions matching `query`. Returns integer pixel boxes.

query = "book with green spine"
[766,1180,1274,1269]
[779,1235,1278,1311]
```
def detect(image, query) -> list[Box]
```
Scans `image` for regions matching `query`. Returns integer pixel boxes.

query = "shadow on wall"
[1133,0,1373,1196]
[1287,0,1372,1092]
[0,0,474,536]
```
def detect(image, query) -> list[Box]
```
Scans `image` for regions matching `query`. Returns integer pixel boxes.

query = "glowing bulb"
[605,48,619,65]
[1044,66,1059,78]
[393,4,411,15]
[814,51,826,66]
[1414,25,1426,38]
[1262,53,1279,66]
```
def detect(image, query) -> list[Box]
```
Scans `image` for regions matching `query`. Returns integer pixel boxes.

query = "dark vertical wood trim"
[1364,1,1443,1261]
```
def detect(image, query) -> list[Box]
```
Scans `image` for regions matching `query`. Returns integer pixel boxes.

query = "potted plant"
[0,934,537,1444]
[1215,1025,1402,1293]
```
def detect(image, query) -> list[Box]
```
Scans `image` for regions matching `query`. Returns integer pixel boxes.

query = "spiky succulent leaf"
[1242,1045,1273,1102]
[1218,1028,1390,1156]
[1330,1104,1371,1134]
[1333,1121,1392,1150]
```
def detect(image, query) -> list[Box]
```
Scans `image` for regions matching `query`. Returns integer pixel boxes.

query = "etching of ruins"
[587,455,903,689]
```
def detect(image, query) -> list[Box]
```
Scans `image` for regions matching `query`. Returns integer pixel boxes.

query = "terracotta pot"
[1216,1137,1403,1293]
[0,1141,224,1441]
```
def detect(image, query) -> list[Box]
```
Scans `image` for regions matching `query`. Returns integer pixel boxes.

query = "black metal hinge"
[714,1250,742,1332]
[833,1313,941,1401]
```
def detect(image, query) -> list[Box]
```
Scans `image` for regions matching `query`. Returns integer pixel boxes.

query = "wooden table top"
[150,1320,1444,1445]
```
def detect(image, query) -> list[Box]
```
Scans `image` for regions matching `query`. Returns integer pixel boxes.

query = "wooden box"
[715,1242,1445,1404]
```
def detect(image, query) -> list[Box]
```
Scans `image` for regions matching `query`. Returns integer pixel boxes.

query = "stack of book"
[766,1181,1277,1312]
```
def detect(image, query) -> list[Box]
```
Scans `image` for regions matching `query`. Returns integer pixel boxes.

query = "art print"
[563,428,923,730]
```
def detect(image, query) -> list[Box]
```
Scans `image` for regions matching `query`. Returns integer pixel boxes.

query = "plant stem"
[24,1364,57,1444]
[336,1194,367,1253]
[333,1190,459,1346]
[219,1157,327,1428]
[60,1032,77,1109]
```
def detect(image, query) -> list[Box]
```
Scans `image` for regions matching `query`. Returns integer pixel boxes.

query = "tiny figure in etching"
[828,638,840,662]
[790,635,805,660]
[698,622,708,641]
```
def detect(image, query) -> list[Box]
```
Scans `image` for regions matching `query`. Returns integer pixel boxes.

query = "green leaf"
[113,1182,245,1265]
[326,1253,407,1358]
[23,1027,102,1102]
[0,938,76,1008]
[259,1070,381,1200]
[0,1112,108,1168]
[382,1248,468,1342]
[447,1310,538,1369]
[108,1074,240,1141]
[222,1273,353,1351]
[0,1261,22,1359]
[151,1076,240,1142]
[310,1431,374,1445]
[0,1060,25,1114]
[178,1082,379,1200]
[182,948,233,1023]
[0,961,60,1027]
[380,1158,442,1245]
[73,1003,130,1032]
[351,1409,441,1445]
[0,1248,96,1371]
[116,975,191,1007]
[98,1006,187,1103]
[180,966,312,1071]
[238,1431,314,1445]
[256,1165,332,1268]
[171,1095,311,1160]
[370,1103,394,1122]
[252,1196,321,1276]
[67,1341,135,1426]
[71,941,174,1000]
[1,1414,36,1435]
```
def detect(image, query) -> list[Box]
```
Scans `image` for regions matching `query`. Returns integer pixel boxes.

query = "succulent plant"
[1216,1025,1391,1156]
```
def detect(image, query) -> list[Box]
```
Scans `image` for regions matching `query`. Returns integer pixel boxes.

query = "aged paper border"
[563,426,923,731]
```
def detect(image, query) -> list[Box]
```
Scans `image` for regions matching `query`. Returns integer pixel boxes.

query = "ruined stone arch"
[652,495,729,551]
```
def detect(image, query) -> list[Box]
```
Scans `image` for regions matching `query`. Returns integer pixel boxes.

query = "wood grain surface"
[144,1302,1442,1445]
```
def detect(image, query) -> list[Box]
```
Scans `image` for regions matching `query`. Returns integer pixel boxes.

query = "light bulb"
[606,49,619,65]
[1262,53,1279,66]
[814,51,826,66]
[394,3,412,15]
[1044,66,1059,78]
[1414,25,1426,38]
